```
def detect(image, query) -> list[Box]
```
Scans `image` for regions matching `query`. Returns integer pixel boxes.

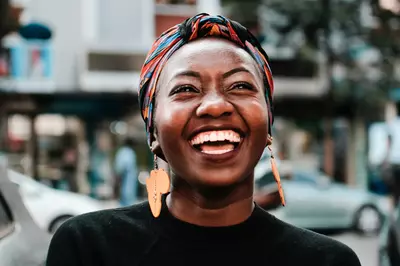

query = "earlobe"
[266,134,272,146]
[150,136,161,153]
[151,138,162,155]
[151,136,167,161]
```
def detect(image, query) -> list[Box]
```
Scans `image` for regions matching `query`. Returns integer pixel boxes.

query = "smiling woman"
[46,14,361,266]
[150,38,270,197]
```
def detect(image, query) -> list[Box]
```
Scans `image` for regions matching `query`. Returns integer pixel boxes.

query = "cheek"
[154,101,189,147]
[241,98,269,133]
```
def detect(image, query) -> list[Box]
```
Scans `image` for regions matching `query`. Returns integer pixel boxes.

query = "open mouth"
[189,130,242,155]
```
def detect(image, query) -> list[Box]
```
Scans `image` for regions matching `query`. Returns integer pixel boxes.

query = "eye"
[171,85,198,95]
[231,82,254,91]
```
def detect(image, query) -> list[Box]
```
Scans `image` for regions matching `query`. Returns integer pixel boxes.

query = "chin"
[193,168,250,188]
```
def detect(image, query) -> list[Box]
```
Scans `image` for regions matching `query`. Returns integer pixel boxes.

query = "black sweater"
[46,197,362,266]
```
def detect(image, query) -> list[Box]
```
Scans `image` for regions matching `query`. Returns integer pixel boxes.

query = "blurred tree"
[222,0,400,118]
[369,0,400,100]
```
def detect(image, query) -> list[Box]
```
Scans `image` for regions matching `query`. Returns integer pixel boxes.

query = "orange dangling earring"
[145,154,171,218]
[267,136,286,206]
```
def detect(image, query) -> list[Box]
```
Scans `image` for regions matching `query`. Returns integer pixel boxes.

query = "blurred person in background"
[47,14,361,266]
[114,138,138,206]
[382,132,400,206]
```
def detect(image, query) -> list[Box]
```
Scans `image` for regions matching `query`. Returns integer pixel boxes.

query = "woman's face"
[152,38,269,188]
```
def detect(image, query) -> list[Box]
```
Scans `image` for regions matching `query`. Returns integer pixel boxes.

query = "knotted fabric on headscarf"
[139,13,274,147]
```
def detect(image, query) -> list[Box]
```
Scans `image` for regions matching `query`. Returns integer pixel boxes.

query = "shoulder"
[293,228,360,265]
[47,201,156,265]
[267,213,361,266]
[58,200,154,239]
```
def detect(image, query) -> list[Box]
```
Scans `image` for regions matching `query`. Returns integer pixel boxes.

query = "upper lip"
[187,124,246,140]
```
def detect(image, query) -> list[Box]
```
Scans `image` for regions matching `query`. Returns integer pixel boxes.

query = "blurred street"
[332,233,378,266]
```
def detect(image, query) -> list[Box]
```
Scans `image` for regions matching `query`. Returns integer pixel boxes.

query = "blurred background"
[1,0,400,265]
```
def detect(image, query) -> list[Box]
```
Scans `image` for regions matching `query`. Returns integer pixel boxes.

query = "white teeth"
[189,130,242,146]
[210,132,217,142]
[202,149,232,155]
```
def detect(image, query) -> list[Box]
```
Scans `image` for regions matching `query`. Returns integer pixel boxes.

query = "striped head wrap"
[139,13,274,147]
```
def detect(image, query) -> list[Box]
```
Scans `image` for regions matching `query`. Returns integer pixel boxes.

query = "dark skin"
[151,38,271,227]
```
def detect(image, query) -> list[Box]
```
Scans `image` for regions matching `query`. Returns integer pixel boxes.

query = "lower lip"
[189,140,244,161]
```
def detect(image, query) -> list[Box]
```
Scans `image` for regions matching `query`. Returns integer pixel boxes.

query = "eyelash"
[171,82,254,95]
[231,82,254,91]
[171,85,198,95]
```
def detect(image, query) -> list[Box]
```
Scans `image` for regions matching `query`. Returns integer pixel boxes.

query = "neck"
[166,177,255,227]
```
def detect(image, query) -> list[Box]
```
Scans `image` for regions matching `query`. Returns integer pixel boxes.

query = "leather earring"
[267,136,286,206]
[145,154,171,218]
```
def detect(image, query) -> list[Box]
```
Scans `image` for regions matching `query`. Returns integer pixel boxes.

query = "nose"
[196,92,234,118]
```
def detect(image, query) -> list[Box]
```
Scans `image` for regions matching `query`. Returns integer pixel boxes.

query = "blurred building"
[1,0,396,192]
[0,0,223,191]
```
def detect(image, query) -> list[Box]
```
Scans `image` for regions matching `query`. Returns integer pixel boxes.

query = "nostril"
[199,111,232,119]
[196,99,234,118]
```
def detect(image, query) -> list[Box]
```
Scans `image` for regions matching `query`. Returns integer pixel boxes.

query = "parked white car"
[8,170,104,233]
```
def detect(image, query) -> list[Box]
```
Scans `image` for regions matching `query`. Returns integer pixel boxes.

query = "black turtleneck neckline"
[153,194,278,245]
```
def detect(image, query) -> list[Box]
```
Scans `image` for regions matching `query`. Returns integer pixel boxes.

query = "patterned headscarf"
[139,13,274,146]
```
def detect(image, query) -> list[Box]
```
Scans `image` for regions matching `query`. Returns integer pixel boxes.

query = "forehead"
[159,38,262,82]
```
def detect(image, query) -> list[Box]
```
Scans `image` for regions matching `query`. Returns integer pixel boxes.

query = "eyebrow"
[172,67,251,80]
[173,70,201,79]
[222,67,251,79]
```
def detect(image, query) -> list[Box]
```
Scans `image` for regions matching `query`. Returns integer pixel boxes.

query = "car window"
[0,191,14,239]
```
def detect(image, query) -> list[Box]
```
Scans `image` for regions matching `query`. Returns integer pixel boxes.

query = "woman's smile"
[190,129,241,154]
[188,128,245,161]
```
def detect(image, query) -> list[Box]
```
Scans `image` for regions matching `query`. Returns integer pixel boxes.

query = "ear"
[150,131,167,162]
[266,134,273,146]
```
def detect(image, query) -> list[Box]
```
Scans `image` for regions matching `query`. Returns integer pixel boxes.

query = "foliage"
[222,0,400,116]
